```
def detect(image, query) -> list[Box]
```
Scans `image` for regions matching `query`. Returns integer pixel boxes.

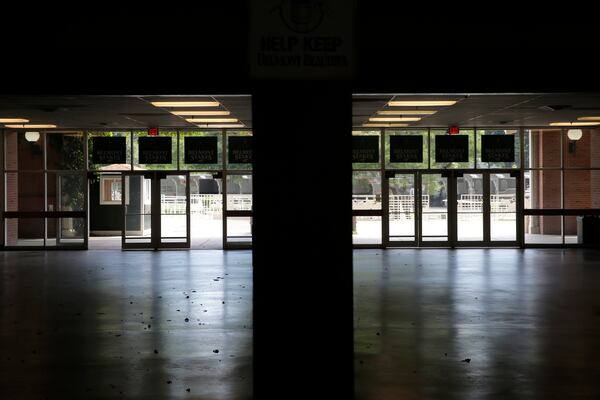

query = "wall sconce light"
[25,131,40,142]
[567,128,582,153]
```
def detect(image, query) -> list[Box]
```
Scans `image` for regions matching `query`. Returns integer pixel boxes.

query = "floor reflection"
[0,250,252,400]
[354,248,600,400]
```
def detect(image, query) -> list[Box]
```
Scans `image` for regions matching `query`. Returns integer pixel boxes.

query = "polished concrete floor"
[354,249,600,400]
[0,250,252,399]
[2,249,600,399]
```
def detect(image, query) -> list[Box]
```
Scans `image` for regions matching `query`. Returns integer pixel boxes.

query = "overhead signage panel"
[390,135,423,163]
[139,137,172,164]
[481,135,515,162]
[185,137,218,164]
[92,137,126,164]
[228,136,253,164]
[435,135,469,162]
[352,136,379,163]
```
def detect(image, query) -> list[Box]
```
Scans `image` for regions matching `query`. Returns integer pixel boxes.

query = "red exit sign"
[449,126,459,135]
[148,127,159,136]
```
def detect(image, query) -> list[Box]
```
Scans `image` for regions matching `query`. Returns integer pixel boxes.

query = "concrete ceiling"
[353,93,600,128]
[0,95,252,130]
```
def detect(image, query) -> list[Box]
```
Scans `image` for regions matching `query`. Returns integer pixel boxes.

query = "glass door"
[122,172,153,249]
[122,171,190,249]
[386,172,417,246]
[489,172,519,245]
[224,172,252,248]
[418,172,449,246]
[455,172,485,244]
[159,172,190,248]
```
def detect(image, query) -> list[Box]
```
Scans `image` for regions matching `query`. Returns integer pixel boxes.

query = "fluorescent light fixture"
[151,101,220,107]
[186,118,238,123]
[0,118,29,123]
[4,124,57,129]
[549,122,600,126]
[377,110,437,115]
[171,110,231,116]
[362,123,409,127]
[195,124,245,128]
[577,116,600,121]
[388,100,457,107]
[369,117,421,122]
[567,129,583,141]
[25,131,40,142]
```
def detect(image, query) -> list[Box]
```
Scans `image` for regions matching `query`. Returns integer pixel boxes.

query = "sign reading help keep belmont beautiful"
[481,135,515,162]
[352,136,379,163]
[435,135,469,162]
[184,137,218,164]
[92,137,126,164]
[138,137,172,164]
[390,135,423,163]
[228,136,253,164]
[250,0,355,79]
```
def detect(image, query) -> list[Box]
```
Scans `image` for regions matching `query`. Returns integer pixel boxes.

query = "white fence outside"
[161,194,252,216]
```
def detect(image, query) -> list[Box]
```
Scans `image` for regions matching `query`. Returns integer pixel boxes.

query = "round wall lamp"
[25,131,40,142]
[567,128,583,141]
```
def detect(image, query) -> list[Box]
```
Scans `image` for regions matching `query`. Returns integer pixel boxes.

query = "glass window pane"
[46,132,84,170]
[179,131,222,170]
[389,174,416,241]
[227,217,252,243]
[352,216,381,245]
[5,172,45,211]
[524,170,562,209]
[564,170,600,209]
[563,128,600,168]
[352,130,380,169]
[133,130,177,170]
[476,129,519,169]
[430,129,474,169]
[564,216,579,244]
[4,218,45,246]
[46,218,85,247]
[385,129,428,169]
[352,171,381,210]
[227,131,253,170]
[523,129,562,169]
[226,175,252,211]
[525,216,562,244]
[47,173,86,212]
[88,131,132,170]
[4,131,44,170]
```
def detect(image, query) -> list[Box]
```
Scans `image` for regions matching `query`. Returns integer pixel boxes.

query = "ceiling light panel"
[4,124,57,128]
[186,118,239,123]
[171,110,231,116]
[388,100,457,107]
[369,117,421,122]
[377,110,437,115]
[0,118,29,123]
[151,101,220,107]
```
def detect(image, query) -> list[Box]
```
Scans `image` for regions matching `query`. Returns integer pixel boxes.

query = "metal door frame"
[223,170,253,249]
[122,171,190,250]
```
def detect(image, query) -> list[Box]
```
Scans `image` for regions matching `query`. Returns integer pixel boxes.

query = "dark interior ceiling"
[353,93,600,128]
[0,95,252,129]
[2,94,600,130]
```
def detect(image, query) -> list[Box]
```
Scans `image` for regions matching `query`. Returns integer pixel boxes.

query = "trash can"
[580,215,600,245]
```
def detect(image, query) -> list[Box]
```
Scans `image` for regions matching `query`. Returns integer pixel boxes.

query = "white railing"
[457,194,516,212]
[389,195,430,218]
[161,194,253,215]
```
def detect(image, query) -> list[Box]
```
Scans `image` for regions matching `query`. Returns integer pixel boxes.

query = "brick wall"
[5,131,18,245]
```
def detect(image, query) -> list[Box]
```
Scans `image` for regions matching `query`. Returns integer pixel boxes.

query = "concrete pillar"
[252,82,353,399]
